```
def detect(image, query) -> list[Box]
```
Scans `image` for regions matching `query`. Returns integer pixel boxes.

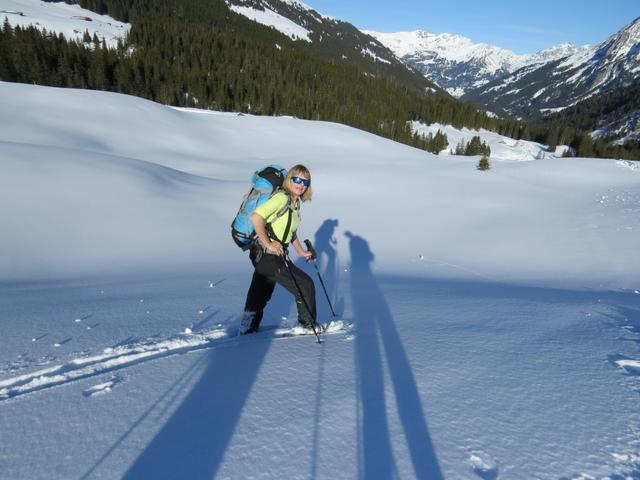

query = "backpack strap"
[280,208,293,250]
[233,187,254,219]
[273,189,293,219]
[265,191,296,247]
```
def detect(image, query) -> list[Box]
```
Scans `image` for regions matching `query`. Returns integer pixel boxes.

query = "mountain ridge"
[462,16,640,120]
[367,18,639,146]
[366,29,581,97]
[223,0,442,94]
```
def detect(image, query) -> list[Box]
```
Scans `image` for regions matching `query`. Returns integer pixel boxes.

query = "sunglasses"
[291,176,311,187]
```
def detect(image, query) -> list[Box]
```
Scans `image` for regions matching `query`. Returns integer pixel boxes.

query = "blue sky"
[306,0,639,54]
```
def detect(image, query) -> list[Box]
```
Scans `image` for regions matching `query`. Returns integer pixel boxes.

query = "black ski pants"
[244,245,316,331]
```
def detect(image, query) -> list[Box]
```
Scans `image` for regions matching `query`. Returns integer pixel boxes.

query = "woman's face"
[289,173,310,198]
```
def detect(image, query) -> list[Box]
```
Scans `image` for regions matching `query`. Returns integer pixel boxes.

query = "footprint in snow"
[82,376,122,397]
[609,354,640,376]
[469,451,499,480]
[53,337,73,347]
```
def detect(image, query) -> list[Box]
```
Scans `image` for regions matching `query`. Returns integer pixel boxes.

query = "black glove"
[304,239,317,260]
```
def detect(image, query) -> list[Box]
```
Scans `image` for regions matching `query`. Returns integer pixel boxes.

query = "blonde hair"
[284,164,313,202]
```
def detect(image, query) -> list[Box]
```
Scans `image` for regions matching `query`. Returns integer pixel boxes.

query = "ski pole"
[281,250,321,344]
[304,239,337,317]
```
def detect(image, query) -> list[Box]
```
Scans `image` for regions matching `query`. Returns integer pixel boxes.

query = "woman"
[239,164,317,334]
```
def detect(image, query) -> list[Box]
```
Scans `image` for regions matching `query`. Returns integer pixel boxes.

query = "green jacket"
[254,191,300,244]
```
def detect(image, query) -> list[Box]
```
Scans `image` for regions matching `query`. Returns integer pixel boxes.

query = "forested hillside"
[545,82,640,151]
[1,0,638,159]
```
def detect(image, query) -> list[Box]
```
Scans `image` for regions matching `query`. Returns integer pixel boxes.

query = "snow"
[364,30,529,69]
[411,121,552,161]
[0,0,129,48]
[446,86,466,97]
[365,30,581,96]
[593,109,640,146]
[280,0,314,10]
[361,47,391,64]
[226,1,311,42]
[528,42,580,64]
[554,18,640,92]
[539,106,568,114]
[1,81,640,479]
[532,87,547,99]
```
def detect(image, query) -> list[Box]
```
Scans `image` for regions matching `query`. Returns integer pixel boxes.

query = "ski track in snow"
[606,301,640,478]
[0,321,350,401]
[611,305,640,379]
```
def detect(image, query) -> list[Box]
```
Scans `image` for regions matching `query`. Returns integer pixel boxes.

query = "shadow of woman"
[121,326,273,479]
[345,231,443,480]
[313,219,344,320]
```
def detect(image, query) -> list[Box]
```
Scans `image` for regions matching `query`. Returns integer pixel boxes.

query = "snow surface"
[361,47,391,64]
[1,81,640,479]
[411,121,554,161]
[0,0,129,48]
[226,1,311,42]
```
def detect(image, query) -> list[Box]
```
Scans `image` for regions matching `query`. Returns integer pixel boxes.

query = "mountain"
[549,82,640,146]
[224,0,441,93]
[462,17,640,119]
[366,30,577,97]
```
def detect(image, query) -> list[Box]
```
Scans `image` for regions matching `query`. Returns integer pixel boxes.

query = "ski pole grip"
[304,239,317,259]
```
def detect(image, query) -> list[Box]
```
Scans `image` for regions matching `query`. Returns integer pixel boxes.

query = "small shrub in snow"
[477,156,491,171]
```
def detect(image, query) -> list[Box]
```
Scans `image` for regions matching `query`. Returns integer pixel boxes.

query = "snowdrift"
[1,81,639,288]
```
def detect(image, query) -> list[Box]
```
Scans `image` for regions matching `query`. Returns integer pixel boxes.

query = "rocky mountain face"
[462,17,640,119]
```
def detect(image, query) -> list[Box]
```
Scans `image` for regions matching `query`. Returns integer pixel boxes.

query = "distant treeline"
[1,0,638,160]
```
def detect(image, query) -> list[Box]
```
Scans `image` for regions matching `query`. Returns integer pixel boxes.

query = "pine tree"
[464,136,491,157]
[545,124,560,152]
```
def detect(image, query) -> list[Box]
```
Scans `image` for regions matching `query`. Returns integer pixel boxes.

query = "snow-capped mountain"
[463,17,640,118]
[224,0,440,93]
[366,30,578,97]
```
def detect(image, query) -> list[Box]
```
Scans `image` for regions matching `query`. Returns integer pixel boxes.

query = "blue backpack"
[231,164,288,250]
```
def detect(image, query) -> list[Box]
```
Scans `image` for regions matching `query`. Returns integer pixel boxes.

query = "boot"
[238,311,258,335]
